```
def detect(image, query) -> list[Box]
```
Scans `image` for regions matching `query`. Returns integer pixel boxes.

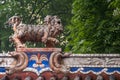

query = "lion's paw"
[42,37,47,43]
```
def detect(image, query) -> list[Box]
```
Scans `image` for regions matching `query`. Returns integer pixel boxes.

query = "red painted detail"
[16,48,61,52]
[0,71,120,80]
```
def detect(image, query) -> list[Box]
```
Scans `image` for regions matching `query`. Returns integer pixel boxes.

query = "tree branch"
[30,0,51,23]
[52,11,70,15]
[29,0,38,23]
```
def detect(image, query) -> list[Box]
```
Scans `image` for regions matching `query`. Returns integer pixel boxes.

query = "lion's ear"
[44,15,52,24]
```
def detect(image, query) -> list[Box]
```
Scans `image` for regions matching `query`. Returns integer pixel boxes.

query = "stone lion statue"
[6,15,63,48]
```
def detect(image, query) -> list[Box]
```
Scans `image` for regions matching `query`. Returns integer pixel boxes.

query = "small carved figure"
[6,15,63,48]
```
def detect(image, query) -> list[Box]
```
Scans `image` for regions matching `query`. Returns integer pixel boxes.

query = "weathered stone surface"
[63,54,120,68]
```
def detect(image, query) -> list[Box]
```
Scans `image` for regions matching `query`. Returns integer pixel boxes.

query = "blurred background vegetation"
[0,0,120,53]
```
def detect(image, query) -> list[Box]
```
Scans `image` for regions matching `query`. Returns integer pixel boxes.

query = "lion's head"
[5,16,22,27]
[49,16,63,37]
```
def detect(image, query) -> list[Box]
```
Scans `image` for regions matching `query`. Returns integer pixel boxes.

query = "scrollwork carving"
[6,51,28,74]
[49,52,70,73]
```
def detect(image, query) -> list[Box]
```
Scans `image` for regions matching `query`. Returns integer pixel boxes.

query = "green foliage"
[65,0,120,53]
